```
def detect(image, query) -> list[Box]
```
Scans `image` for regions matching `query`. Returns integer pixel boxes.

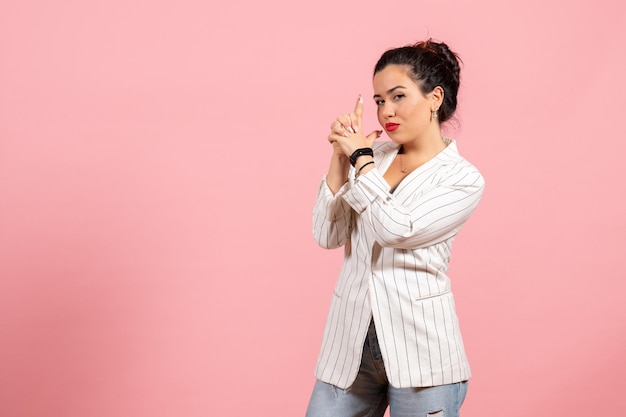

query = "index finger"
[354,94,363,121]
[353,94,364,131]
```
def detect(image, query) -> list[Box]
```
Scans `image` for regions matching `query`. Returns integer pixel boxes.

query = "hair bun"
[414,39,461,83]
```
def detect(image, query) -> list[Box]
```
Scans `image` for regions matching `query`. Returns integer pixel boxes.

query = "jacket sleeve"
[312,177,354,249]
[341,163,484,249]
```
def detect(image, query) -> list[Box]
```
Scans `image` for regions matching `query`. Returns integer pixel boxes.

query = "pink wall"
[1,1,625,416]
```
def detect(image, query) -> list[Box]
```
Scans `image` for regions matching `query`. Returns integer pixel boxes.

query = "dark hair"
[374,39,462,123]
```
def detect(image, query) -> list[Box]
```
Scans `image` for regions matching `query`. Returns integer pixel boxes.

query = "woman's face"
[373,64,436,144]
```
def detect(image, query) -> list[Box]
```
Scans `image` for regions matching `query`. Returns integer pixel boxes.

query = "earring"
[431,110,438,121]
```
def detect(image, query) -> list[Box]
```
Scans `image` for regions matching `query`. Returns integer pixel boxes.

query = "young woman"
[306,40,485,417]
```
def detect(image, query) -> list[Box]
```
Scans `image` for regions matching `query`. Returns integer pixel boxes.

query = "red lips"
[385,123,399,132]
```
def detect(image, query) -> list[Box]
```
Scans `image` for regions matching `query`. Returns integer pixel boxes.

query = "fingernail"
[359,95,363,103]
[354,125,359,133]
[343,132,349,137]
[348,127,355,133]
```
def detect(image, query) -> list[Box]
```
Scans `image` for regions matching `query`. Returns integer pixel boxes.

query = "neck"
[400,129,446,156]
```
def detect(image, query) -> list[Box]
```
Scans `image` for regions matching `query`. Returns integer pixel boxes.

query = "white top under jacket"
[312,138,485,389]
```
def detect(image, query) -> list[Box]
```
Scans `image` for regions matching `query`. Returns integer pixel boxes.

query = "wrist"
[349,148,374,167]
[355,157,375,178]
[333,154,350,168]
[355,156,374,171]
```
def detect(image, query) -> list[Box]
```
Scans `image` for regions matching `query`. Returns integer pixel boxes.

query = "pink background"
[1,1,625,416]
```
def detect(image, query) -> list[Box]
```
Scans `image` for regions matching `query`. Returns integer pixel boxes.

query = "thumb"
[365,130,383,146]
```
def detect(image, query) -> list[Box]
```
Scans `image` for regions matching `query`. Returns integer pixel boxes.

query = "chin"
[387,133,407,144]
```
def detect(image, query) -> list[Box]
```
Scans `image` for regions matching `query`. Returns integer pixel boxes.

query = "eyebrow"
[373,85,407,99]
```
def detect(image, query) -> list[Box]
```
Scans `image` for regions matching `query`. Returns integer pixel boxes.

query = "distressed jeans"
[306,321,468,417]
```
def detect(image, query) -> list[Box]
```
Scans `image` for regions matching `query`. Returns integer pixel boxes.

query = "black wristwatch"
[349,148,374,167]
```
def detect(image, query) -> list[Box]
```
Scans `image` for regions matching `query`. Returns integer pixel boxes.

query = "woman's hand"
[325,95,382,193]
[328,95,382,158]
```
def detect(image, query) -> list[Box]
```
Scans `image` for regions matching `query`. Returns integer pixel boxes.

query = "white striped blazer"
[312,138,484,389]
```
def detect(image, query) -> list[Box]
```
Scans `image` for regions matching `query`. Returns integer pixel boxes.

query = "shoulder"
[444,158,485,192]
[444,139,483,173]
[437,140,485,188]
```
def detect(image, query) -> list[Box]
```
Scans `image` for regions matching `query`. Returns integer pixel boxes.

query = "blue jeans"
[306,321,468,417]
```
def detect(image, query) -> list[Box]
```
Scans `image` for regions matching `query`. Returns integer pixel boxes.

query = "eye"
[393,93,405,101]
[375,99,385,106]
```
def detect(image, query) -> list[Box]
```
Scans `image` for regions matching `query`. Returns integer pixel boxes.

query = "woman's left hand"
[328,95,382,157]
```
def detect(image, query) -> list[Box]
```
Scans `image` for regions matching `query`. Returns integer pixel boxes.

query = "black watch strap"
[349,148,374,167]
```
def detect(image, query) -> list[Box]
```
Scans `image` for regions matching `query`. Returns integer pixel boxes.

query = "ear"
[429,86,444,111]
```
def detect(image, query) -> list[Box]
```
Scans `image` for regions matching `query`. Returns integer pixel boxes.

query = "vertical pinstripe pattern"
[312,139,483,389]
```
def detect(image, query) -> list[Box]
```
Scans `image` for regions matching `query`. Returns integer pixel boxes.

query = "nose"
[381,102,395,118]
